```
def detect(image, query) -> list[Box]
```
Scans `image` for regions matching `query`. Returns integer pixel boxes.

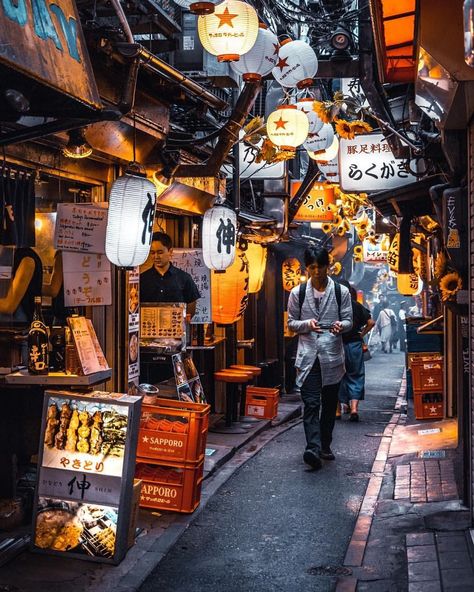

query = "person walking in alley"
[398,300,408,352]
[375,299,396,353]
[287,246,352,470]
[338,282,375,422]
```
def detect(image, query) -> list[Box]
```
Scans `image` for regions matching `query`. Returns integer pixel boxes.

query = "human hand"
[330,321,343,335]
[309,319,323,333]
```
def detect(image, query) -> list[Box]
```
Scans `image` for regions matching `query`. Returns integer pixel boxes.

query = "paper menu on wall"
[67,316,109,375]
[140,304,185,339]
[63,252,112,306]
[54,203,108,254]
[171,249,211,324]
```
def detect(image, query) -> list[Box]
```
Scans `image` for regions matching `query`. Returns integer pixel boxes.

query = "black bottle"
[27,296,49,375]
[49,326,66,372]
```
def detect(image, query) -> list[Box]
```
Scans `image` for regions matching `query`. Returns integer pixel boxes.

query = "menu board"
[32,390,141,564]
[63,252,112,307]
[171,249,211,324]
[67,317,109,375]
[172,352,206,404]
[127,268,140,394]
[54,203,107,254]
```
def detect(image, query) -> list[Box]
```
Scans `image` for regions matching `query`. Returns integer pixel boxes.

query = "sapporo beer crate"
[137,398,210,465]
[136,458,204,513]
[414,392,444,420]
[411,355,443,393]
[245,386,279,420]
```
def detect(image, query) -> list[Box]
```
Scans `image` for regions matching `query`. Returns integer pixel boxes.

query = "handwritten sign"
[172,249,212,324]
[63,252,111,307]
[54,203,107,254]
[67,316,109,375]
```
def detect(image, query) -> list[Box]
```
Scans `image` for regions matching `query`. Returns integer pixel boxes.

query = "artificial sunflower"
[353,245,363,256]
[313,101,335,124]
[331,261,342,276]
[336,225,347,236]
[350,120,373,135]
[354,254,363,263]
[322,223,333,234]
[439,271,462,302]
[433,251,447,280]
[334,119,355,140]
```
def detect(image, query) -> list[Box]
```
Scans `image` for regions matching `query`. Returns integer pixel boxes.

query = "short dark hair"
[304,246,330,268]
[151,231,173,249]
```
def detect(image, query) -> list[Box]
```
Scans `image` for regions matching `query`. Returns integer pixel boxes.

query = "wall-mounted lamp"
[62,128,93,159]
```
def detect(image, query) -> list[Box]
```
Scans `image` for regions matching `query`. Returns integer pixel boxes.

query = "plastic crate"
[136,458,204,513]
[414,392,444,420]
[411,356,443,392]
[245,386,279,420]
[406,321,443,353]
[137,398,210,465]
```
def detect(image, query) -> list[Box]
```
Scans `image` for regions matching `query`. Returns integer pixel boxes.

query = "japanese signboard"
[33,390,141,564]
[290,181,335,223]
[363,234,390,263]
[172,352,206,403]
[222,135,286,180]
[127,268,140,394]
[443,186,468,281]
[67,316,109,375]
[63,252,111,307]
[339,134,416,192]
[172,249,212,324]
[54,203,107,254]
[341,78,369,108]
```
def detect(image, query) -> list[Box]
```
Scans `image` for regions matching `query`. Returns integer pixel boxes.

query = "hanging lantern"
[311,136,339,162]
[282,257,302,292]
[387,233,400,272]
[202,205,237,270]
[105,173,156,268]
[272,39,318,89]
[197,0,259,62]
[230,24,278,81]
[267,105,309,151]
[172,0,216,14]
[305,123,335,155]
[245,242,267,293]
[211,248,249,323]
[398,273,422,296]
[317,156,339,181]
[295,98,324,134]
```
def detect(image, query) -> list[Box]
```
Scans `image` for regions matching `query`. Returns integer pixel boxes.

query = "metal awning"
[369,175,443,216]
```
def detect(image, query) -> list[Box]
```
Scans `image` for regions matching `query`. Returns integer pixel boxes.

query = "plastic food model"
[55,403,72,450]
[90,411,103,455]
[44,404,59,448]
[77,411,91,453]
[65,409,80,452]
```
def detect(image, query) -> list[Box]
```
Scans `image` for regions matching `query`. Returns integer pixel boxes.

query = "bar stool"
[220,368,254,427]
[212,370,251,434]
[230,364,262,421]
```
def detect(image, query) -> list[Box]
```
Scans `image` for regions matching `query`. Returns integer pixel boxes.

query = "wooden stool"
[212,370,250,434]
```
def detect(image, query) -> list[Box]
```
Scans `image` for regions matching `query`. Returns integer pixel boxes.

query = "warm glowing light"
[266,105,309,151]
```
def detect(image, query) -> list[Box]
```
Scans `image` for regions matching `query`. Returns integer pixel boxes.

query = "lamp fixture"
[330,26,351,51]
[62,128,93,159]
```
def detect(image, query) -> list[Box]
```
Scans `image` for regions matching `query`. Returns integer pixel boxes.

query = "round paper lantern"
[282,257,302,292]
[172,0,216,14]
[246,242,267,293]
[212,249,249,323]
[387,233,400,272]
[295,98,324,134]
[317,156,339,180]
[106,173,156,268]
[311,136,339,162]
[305,123,334,154]
[202,205,237,270]
[272,39,318,89]
[267,105,309,151]
[197,0,259,62]
[230,24,278,81]
[398,273,422,296]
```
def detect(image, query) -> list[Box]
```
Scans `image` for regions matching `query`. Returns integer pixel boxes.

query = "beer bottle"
[27,296,49,375]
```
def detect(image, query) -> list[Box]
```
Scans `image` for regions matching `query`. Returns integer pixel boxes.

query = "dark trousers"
[300,358,341,454]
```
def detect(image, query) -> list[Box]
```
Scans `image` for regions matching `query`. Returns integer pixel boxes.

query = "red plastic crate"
[414,392,444,420]
[137,398,210,464]
[411,357,443,393]
[245,386,279,420]
[136,458,204,513]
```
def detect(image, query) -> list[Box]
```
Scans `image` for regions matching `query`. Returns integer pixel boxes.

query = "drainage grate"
[307,565,353,577]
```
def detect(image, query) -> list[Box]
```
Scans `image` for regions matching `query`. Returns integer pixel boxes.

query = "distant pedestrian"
[338,282,375,422]
[287,246,352,470]
[398,301,408,352]
[375,300,397,353]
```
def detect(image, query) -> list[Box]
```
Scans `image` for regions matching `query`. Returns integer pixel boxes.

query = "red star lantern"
[267,105,309,151]
[272,39,318,89]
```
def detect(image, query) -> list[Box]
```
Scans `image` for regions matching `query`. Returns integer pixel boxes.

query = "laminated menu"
[67,316,109,375]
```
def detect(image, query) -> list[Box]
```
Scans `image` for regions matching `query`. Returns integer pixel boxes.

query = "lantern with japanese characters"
[282,257,302,292]
[310,136,339,162]
[172,0,216,14]
[105,173,156,268]
[387,233,400,272]
[398,273,422,296]
[295,98,324,134]
[272,39,318,89]
[211,248,249,323]
[317,156,339,181]
[305,123,335,155]
[245,242,267,293]
[202,205,237,270]
[230,24,278,81]
[197,0,259,62]
[267,105,309,151]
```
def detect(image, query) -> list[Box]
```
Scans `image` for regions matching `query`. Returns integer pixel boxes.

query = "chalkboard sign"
[54,203,108,254]
[172,248,212,324]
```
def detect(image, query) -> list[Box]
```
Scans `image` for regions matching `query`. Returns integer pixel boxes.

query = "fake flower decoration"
[439,271,462,302]
[330,261,342,276]
[334,119,373,140]
[433,251,447,280]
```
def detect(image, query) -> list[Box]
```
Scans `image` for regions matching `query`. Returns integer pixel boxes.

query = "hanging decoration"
[211,248,249,323]
[282,257,302,292]
[245,242,267,293]
[317,156,339,181]
[397,273,422,296]
[202,205,237,270]
[230,24,278,81]
[295,99,324,134]
[387,233,400,272]
[172,0,217,14]
[439,271,462,302]
[272,39,318,89]
[105,173,156,268]
[197,0,259,62]
[266,105,309,151]
[412,233,427,283]
[305,123,335,155]
[310,136,339,162]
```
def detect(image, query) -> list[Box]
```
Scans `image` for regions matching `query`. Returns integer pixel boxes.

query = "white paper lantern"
[317,156,339,181]
[172,0,216,14]
[310,135,339,162]
[267,105,309,151]
[272,39,318,89]
[295,98,324,134]
[106,174,156,268]
[197,0,259,62]
[202,205,237,270]
[305,123,334,154]
[230,24,278,81]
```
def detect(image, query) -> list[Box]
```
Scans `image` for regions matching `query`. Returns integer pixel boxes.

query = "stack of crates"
[405,319,443,400]
[245,386,279,420]
[410,355,444,420]
[135,398,210,513]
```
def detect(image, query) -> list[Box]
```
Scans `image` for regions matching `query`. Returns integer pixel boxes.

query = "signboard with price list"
[32,390,141,564]
[172,248,212,324]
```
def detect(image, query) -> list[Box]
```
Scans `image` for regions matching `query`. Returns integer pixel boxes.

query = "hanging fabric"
[0,164,36,247]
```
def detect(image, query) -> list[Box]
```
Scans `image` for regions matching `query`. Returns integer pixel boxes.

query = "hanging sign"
[442,187,468,280]
[222,134,286,179]
[363,234,389,263]
[341,78,370,107]
[172,249,211,324]
[32,389,141,564]
[63,252,111,307]
[339,134,416,192]
[127,267,140,394]
[290,181,335,222]
[54,203,107,254]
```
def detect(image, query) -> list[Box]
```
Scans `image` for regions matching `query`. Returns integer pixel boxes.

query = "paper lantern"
[317,156,339,181]
[230,24,278,81]
[267,105,309,151]
[282,257,302,292]
[387,233,400,272]
[172,0,216,14]
[202,205,237,270]
[398,273,422,296]
[197,0,259,62]
[105,173,156,268]
[272,39,318,89]
[212,249,249,323]
[311,136,339,162]
[305,124,335,154]
[295,98,324,134]
[246,242,267,293]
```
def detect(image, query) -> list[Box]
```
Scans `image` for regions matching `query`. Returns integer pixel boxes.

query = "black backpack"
[298,281,342,320]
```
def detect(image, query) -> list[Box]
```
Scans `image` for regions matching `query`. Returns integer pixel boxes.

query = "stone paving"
[394,460,459,503]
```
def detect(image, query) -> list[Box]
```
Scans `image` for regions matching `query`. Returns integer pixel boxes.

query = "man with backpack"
[287,246,353,470]
[375,299,397,353]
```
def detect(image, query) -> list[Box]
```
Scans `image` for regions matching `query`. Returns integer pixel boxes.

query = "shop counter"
[4,368,112,386]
